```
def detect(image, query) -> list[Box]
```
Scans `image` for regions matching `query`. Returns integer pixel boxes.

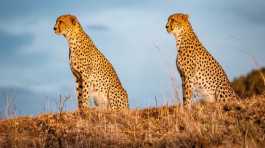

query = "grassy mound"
[0,94,265,148]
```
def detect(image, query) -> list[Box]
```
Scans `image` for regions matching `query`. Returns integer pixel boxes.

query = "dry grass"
[0,94,265,148]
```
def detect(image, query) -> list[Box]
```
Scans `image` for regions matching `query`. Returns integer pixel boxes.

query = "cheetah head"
[54,14,81,37]
[166,13,189,35]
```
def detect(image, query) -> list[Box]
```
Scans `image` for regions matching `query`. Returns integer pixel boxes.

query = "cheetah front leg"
[75,80,84,111]
[72,69,89,112]
[178,58,197,106]
[178,67,194,106]
[182,78,192,106]
[76,79,91,112]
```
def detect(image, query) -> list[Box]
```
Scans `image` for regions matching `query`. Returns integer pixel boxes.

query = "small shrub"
[232,67,265,98]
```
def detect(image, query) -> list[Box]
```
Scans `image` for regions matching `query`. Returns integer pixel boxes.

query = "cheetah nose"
[166,25,169,29]
[54,27,57,31]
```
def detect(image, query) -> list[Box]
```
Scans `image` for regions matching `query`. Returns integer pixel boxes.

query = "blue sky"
[0,0,264,116]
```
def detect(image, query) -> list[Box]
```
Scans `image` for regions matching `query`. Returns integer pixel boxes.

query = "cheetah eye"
[174,21,181,26]
[58,20,64,25]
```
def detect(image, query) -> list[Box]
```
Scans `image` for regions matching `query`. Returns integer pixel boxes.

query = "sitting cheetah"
[166,13,239,105]
[54,14,129,111]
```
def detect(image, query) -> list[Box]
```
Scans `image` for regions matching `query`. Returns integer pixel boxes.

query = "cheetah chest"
[177,54,216,102]
[69,49,109,108]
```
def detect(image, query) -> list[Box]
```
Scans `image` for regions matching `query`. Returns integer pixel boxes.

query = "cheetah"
[166,13,239,105]
[54,14,129,111]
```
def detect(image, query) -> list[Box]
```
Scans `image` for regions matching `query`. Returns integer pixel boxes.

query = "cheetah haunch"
[54,14,129,111]
[166,13,238,105]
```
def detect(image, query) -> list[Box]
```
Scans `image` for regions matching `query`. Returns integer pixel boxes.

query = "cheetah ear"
[183,14,189,20]
[71,17,77,26]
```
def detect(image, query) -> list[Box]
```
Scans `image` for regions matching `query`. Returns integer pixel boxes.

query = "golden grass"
[0,94,265,148]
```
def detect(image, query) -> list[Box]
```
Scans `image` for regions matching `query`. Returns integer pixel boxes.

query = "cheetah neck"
[173,25,201,50]
[66,29,94,50]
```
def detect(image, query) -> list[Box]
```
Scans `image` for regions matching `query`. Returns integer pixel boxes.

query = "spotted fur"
[166,13,239,105]
[54,14,129,111]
